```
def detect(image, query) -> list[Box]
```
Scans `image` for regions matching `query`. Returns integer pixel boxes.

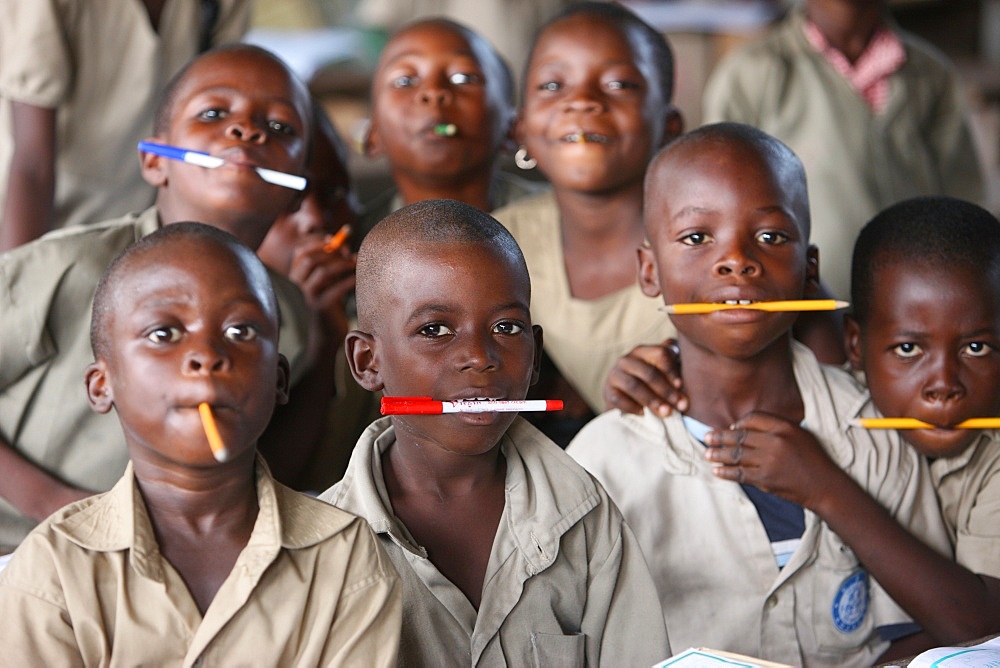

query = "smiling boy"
[0,223,401,665]
[567,123,950,666]
[320,198,669,666]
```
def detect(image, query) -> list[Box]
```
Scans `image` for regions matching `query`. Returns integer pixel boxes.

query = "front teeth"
[563,133,608,144]
[723,300,754,305]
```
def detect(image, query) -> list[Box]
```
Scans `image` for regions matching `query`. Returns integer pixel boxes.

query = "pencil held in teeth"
[851,417,1000,430]
[381,396,564,415]
[433,123,457,137]
[661,300,850,315]
[323,224,352,253]
[136,141,307,191]
[198,402,230,462]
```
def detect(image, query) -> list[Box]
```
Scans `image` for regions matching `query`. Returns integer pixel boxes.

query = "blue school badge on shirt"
[832,571,869,633]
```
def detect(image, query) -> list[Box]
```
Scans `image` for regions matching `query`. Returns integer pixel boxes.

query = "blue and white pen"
[137,141,307,191]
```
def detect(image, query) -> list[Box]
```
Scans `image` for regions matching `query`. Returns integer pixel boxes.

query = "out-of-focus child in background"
[357,17,540,233]
[702,0,984,301]
[257,101,368,489]
[0,0,251,250]
[492,2,683,444]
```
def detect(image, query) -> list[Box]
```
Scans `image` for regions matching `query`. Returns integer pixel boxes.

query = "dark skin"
[0,0,170,252]
[519,14,681,301]
[347,241,542,609]
[805,0,888,63]
[638,136,814,429]
[366,21,514,211]
[257,108,359,486]
[640,136,1000,653]
[0,46,312,529]
[85,237,289,614]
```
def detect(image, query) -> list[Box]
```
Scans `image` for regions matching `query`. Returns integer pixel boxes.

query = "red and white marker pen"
[381,396,564,415]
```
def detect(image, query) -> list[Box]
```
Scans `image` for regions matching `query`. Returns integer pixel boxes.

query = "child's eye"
[964,341,994,357]
[892,342,922,358]
[606,80,640,91]
[680,232,709,246]
[198,108,227,121]
[756,231,789,245]
[392,75,417,88]
[224,324,258,343]
[418,323,454,338]
[449,72,482,85]
[537,81,561,92]
[267,120,295,136]
[147,326,182,344]
[493,321,524,335]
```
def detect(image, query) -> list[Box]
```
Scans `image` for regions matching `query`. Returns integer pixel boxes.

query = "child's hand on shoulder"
[287,238,357,350]
[604,339,687,416]
[704,412,840,510]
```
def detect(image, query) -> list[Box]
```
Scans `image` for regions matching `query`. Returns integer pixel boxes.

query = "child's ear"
[85,361,114,414]
[529,325,544,385]
[362,119,382,158]
[638,243,662,298]
[805,244,821,297]
[274,354,291,406]
[345,330,385,392]
[659,104,684,148]
[139,136,169,188]
[844,315,864,371]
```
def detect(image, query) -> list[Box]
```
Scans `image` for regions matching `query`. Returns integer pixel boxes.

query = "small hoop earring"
[514,146,537,170]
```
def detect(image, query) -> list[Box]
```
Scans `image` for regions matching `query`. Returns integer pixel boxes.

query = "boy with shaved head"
[0,223,401,665]
[568,123,950,666]
[320,198,669,666]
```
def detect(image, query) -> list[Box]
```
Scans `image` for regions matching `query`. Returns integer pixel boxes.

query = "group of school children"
[0,1,997,666]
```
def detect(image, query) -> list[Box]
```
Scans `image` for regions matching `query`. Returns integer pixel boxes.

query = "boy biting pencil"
[567,123,950,666]
[320,198,669,665]
[0,223,402,665]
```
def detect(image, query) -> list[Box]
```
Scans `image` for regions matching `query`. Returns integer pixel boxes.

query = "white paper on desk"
[906,635,1000,667]
[654,648,772,667]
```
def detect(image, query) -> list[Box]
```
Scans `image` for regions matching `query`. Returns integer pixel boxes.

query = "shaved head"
[355,199,527,332]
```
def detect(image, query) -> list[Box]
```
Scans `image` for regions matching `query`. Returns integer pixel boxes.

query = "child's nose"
[225,117,266,144]
[183,341,231,375]
[562,83,604,114]
[712,243,761,278]
[457,333,499,373]
[418,79,453,107]
[922,356,965,404]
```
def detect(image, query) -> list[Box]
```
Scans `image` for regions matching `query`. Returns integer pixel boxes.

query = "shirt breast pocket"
[531,632,585,668]
[811,542,877,654]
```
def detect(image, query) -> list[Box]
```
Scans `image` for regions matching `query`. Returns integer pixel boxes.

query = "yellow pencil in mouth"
[661,300,849,315]
[198,402,229,462]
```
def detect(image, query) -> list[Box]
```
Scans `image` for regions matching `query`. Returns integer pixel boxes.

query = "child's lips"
[559,131,610,144]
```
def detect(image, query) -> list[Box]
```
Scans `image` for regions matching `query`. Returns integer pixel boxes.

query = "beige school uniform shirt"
[493,191,676,412]
[567,343,952,668]
[930,431,1000,580]
[0,207,310,551]
[0,0,250,231]
[702,6,983,300]
[0,456,402,666]
[320,417,671,667]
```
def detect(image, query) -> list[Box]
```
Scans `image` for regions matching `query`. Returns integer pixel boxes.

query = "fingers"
[603,343,689,416]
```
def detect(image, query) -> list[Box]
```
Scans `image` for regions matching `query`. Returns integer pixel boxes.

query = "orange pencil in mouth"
[323,224,352,253]
[198,402,229,462]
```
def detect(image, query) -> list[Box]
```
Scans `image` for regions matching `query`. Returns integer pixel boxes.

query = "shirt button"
[766,595,778,609]
[192,658,203,667]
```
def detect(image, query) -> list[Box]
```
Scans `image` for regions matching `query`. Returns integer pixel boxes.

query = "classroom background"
[247,0,1000,219]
